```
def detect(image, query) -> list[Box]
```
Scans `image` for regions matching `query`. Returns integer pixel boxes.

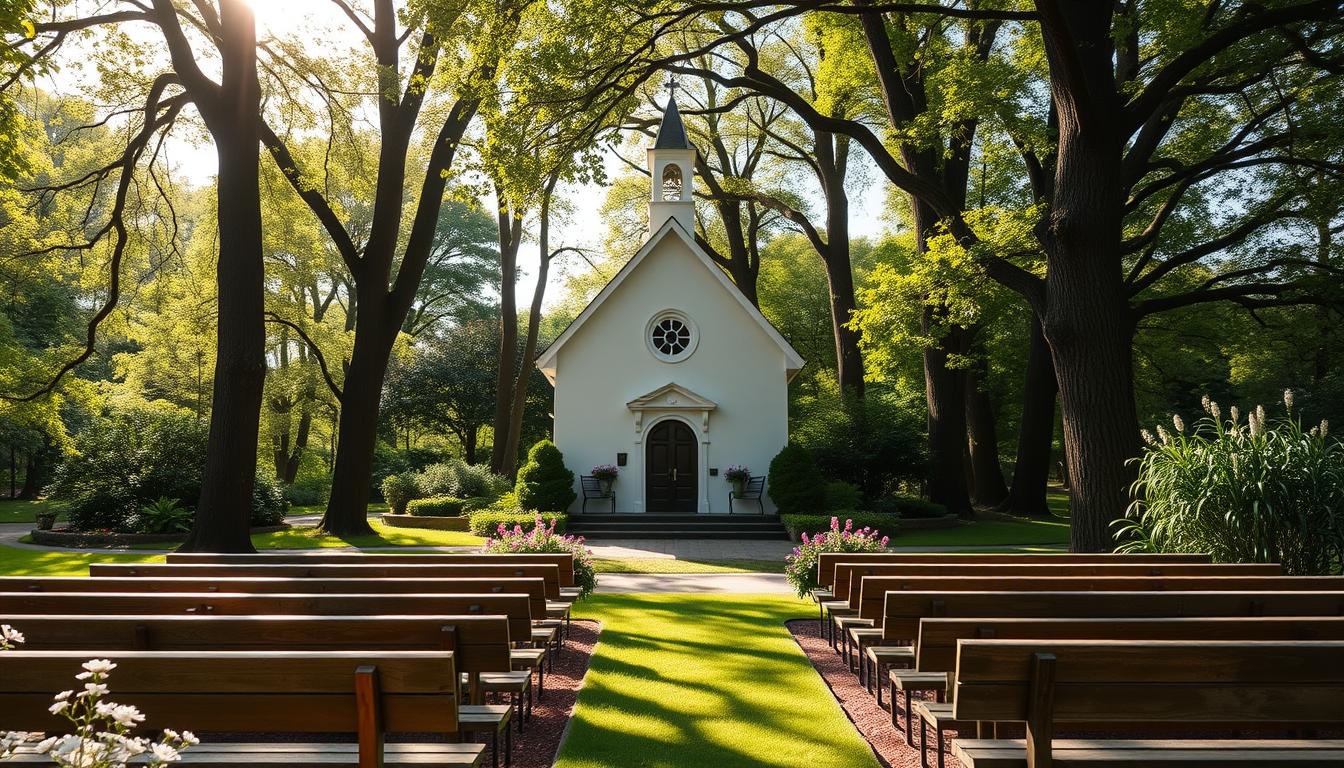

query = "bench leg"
[492,729,499,768]
[918,714,929,768]
[904,691,913,746]
[505,723,513,768]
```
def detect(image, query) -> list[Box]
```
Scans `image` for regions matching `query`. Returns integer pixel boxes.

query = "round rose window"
[647,311,698,362]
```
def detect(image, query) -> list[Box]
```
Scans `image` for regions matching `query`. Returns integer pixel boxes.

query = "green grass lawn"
[893,515,1071,547]
[0,544,163,576]
[250,520,482,549]
[559,593,879,768]
[0,499,64,524]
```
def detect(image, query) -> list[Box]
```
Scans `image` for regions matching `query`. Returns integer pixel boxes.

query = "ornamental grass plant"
[1116,391,1344,575]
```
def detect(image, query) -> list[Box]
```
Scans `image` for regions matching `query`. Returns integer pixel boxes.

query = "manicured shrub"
[381,474,421,515]
[780,513,899,543]
[515,440,577,512]
[482,514,594,599]
[1116,393,1344,575]
[870,496,948,519]
[414,460,511,501]
[470,511,568,537]
[783,516,891,598]
[823,481,863,512]
[792,382,926,499]
[408,496,470,517]
[251,474,289,527]
[767,444,826,515]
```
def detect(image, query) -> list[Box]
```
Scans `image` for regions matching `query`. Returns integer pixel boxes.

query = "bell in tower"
[647,81,698,232]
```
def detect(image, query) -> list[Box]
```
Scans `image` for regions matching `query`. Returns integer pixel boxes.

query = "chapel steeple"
[647,81,698,233]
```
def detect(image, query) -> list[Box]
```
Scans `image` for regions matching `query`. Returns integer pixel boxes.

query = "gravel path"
[508,620,599,768]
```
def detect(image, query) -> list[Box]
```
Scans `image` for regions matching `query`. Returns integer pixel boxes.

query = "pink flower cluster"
[784,516,890,599]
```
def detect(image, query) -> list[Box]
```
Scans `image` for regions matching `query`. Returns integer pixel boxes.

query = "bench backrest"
[832,562,1281,607]
[916,615,1344,673]
[90,562,564,600]
[858,575,1344,621]
[6,613,512,674]
[165,552,576,587]
[738,476,765,499]
[816,552,1212,589]
[0,649,463,752]
[952,640,1344,768]
[1,576,548,621]
[0,592,534,643]
[881,590,1344,642]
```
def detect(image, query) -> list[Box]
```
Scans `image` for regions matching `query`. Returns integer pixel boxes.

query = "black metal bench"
[580,475,615,514]
[729,475,765,514]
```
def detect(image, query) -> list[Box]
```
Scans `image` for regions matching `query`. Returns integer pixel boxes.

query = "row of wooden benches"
[0,552,584,768]
[808,552,1344,767]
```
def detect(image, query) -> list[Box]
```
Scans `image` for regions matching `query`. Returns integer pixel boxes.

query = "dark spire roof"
[654,93,694,150]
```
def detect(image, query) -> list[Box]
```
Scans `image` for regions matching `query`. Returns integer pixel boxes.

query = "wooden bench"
[813,553,1214,635]
[951,640,1344,767]
[0,576,564,660]
[0,590,559,697]
[163,552,580,596]
[7,614,525,768]
[901,616,1344,758]
[89,562,573,634]
[0,649,484,767]
[844,575,1344,688]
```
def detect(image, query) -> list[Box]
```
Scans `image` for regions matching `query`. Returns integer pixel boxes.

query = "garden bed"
[379,513,470,531]
[28,524,291,549]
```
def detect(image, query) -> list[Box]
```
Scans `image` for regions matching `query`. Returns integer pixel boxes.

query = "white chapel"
[535,95,804,515]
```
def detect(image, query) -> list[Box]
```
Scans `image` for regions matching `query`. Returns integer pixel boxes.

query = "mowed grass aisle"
[559,593,880,768]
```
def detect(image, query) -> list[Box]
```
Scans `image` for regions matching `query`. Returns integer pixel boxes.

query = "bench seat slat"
[953,739,1344,767]
[5,743,483,766]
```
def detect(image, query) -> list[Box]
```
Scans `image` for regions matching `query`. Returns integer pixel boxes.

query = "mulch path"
[787,619,959,768]
[503,619,600,768]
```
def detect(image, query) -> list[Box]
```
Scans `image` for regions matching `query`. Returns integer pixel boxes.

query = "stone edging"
[379,513,470,531]
[28,524,291,549]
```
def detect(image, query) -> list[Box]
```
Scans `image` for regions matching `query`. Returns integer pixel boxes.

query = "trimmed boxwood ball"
[767,444,826,515]
[515,440,577,512]
[381,474,420,515]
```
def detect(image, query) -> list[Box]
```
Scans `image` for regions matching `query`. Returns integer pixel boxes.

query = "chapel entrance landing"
[645,419,698,513]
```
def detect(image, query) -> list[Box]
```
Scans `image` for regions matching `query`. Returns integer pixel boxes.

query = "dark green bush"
[413,460,510,501]
[470,511,568,537]
[792,384,926,500]
[251,474,289,527]
[767,444,826,515]
[823,481,863,512]
[51,403,208,532]
[515,440,576,512]
[382,474,421,515]
[781,513,899,540]
[284,474,329,506]
[407,496,470,517]
[870,496,949,519]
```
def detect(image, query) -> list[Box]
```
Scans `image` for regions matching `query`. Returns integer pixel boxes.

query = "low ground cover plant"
[1116,392,1344,574]
[783,516,890,598]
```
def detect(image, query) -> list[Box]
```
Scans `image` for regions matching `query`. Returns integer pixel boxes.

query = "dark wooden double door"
[645,420,698,513]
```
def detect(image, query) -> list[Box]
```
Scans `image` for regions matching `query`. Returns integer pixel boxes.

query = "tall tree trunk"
[1313,217,1333,385]
[1036,0,1139,552]
[464,425,478,466]
[489,199,523,474]
[924,315,973,519]
[18,454,39,500]
[817,131,864,397]
[180,0,264,553]
[321,315,397,536]
[8,446,14,499]
[1001,313,1058,517]
[502,181,558,476]
[284,407,312,484]
[965,357,1008,507]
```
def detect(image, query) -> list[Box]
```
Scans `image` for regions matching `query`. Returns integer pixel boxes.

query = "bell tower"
[647,81,697,232]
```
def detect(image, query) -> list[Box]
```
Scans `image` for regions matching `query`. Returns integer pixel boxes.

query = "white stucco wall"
[546,228,791,515]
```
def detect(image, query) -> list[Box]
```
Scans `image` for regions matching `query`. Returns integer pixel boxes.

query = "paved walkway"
[594,572,792,593]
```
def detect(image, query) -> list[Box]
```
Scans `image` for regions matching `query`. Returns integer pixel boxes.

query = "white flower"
[81,682,108,698]
[54,690,74,701]
[81,659,116,676]
[49,700,70,715]
[1321,420,1329,438]
[1140,428,1156,446]
[1156,425,1171,445]
[0,624,24,648]
[1201,394,1211,413]
[1172,414,1185,433]
[95,702,144,728]
[150,742,181,762]
[179,732,198,746]
[1230,405,1240,424]
[1283,388,1294,410]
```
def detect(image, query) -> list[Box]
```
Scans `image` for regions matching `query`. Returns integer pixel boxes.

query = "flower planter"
[730,480,746,497]
[35,511,58,531]
[598,479,614,497]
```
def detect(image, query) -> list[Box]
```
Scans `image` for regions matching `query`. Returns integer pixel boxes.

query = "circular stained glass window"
[647,311,698,362]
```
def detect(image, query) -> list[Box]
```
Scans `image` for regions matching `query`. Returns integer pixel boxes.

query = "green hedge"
[408,496,470,517]
[469,511,568,537]
[870,496,948,519]
[780,513,899,540]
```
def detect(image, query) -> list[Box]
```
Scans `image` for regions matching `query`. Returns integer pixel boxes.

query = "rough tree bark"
[489,199,524,475]
[1000,313,1058,517]
[965,352,1008,508]
[174,0,265,553]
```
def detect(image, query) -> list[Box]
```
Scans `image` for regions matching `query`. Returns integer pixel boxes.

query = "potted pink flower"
[591,464,618,496]
[724,465,751,496]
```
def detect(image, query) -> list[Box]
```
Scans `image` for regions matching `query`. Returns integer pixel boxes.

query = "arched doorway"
[645,419,698,513]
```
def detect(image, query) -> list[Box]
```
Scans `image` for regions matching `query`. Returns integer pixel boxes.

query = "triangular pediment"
[626,382,718,412]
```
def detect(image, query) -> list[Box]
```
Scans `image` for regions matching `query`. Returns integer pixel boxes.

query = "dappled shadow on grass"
[249,521,483,550]
[557,594,880,768]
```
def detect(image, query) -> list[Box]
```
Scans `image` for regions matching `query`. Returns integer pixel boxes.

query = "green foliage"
[1116,394,1344,575]
[250,475,289,528]
[870,496,948,519]
[50,402,208,532]
[381,474,420,515]
[284,474,329,507]
[791,379,926,500]
[766,444,826,515]
[823,481,863,512]
[403,494,483,519]
[782,516,892,598]
[515,440,576,512]
[413,459,511,501]
[131,496,191,535]
[470,511,568,537]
